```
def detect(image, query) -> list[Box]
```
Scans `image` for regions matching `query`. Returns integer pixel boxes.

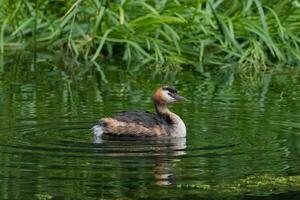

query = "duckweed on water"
[177,175,300,196]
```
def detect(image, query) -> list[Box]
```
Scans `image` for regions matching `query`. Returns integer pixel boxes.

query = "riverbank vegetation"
[1,0,300,76]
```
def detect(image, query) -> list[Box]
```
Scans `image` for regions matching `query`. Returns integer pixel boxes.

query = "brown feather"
[100,117,167,137]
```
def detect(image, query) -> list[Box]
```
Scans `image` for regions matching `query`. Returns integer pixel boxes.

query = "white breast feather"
[170,114,186,138]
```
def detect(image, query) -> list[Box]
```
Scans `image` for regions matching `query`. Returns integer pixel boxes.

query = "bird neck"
[154,104,174,122]
[155,104,170,115]
[154,103,186,137]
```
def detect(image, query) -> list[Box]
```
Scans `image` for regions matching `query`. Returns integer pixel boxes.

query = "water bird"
[93,86,186,138]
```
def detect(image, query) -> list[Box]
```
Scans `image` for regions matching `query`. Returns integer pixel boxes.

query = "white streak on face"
[161,90,176,103]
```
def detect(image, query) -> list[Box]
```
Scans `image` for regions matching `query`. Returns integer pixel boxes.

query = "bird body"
[93,86,186,138]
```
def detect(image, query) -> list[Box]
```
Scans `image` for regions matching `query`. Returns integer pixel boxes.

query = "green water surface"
[0,59,300,200]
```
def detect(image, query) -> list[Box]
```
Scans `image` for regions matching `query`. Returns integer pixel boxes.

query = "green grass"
[1,0,300,75]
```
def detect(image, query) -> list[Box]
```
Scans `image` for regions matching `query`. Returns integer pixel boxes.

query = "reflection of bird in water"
[92,137,186,186]
[153,137,186,186]
[93,86,186,138]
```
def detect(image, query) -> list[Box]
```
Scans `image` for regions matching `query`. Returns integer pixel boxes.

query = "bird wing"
[99,111,168,137]
[114,111,164,128]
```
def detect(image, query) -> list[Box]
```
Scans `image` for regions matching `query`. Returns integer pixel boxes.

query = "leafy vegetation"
[1,0,300,75]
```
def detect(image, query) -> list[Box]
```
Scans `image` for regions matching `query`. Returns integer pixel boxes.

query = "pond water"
[0,59,300,199]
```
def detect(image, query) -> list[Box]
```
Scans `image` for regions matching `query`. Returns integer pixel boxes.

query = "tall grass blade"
[11,17,35,36]
[0,18,8,54]
[209,2,243,54]
[118,5,125,25]
[92,60,108,83]
[91,29,112,61]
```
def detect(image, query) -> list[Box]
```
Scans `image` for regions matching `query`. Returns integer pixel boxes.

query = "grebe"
[93,86,186,138]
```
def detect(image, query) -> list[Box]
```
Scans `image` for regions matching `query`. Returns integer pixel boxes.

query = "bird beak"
[173,94,187,101]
